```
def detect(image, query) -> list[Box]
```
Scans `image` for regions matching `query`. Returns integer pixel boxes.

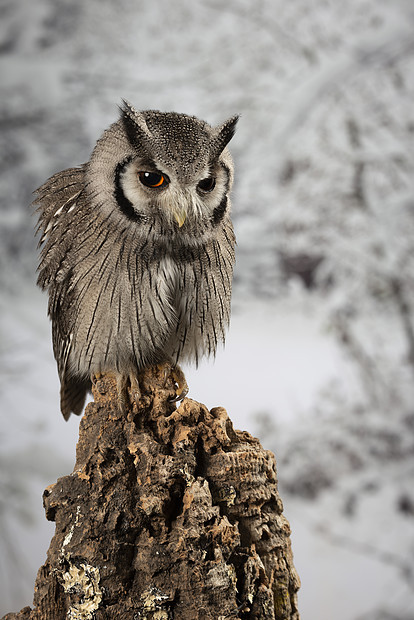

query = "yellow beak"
[173,209,186,228]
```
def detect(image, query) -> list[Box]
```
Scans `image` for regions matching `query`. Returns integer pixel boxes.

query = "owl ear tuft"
[211,115,239,160]
[120,100,152,148]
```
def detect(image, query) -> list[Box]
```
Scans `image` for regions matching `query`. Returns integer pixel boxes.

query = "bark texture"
[3,367,300,619]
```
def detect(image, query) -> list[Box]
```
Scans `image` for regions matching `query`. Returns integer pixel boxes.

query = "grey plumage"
[34,102,238,420]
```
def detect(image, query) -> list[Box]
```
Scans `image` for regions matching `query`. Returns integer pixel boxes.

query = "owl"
[34,101,238,420]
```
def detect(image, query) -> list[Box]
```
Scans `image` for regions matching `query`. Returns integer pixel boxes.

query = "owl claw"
[91,371,103,386]
[116,373,141,412]
[169,365,189,402]
[169,388,188,403]
[157,363,170,384]
[129,373,141,405]
[113,367,186,410]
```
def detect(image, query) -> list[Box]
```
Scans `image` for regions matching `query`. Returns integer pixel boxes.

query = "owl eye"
[138,171,169,188]
[197,176,216,193]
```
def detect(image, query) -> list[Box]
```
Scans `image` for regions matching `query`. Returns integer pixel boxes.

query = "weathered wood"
[3,367,300,619]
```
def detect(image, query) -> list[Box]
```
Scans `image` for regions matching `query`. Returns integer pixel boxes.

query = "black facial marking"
[212,195,228,226]
[210,162,231,226]
[114,159,145,223]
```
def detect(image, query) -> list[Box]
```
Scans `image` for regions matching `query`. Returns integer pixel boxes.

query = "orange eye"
[138,171,169,188]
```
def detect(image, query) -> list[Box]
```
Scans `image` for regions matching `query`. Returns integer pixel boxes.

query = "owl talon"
[169,365,189,402]
[115,373,141,412]
[157,363,170,386]
[129,373,141,405]
[91,371,103,386]
[169,389,188,403]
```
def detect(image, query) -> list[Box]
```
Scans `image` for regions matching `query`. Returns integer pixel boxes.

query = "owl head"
[86,101,238,233]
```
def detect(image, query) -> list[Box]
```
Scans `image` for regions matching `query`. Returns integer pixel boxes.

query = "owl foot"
[170,365,189,402]
[91,371,103,385]
[116,373,141,413]
[129,374,141,405]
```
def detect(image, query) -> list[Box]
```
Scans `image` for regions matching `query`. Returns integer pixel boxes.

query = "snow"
[1,0,414,618]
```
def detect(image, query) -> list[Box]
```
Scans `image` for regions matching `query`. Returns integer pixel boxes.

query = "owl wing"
[35,166,85,288]
[34,166,89,419]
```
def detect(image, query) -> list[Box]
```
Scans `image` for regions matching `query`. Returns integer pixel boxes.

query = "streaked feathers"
[34,105,237,419]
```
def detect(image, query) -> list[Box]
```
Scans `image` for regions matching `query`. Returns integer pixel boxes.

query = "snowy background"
[1,0,414,617]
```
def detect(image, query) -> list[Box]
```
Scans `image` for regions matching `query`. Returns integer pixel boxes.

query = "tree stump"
[3,367,300,619]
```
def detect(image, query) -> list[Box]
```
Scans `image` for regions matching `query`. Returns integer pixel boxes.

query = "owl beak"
[173,209,187,228]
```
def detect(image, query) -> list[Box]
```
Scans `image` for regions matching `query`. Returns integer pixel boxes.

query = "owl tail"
[60,376,90,420]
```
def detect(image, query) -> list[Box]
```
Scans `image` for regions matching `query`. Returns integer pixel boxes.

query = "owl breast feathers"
[34,102,238,420]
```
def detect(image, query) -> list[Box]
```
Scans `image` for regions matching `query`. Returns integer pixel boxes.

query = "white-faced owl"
[34,101,238,419]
